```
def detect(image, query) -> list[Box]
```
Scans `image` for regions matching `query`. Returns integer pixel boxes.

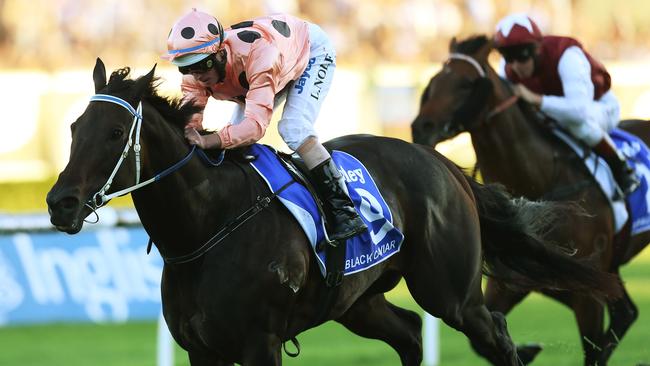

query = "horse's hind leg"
[405,263,519,365]
[572,296,606,366]
[336,293,423,366]
[597,278,638,365]
[485,280,541,365]
[455,304,521,366]
[407,272,520,365]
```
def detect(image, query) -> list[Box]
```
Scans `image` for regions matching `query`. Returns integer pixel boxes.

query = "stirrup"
[316,237,339,252]
[612,186,624,201]
[329,223,367,242]
[621,177,640,195]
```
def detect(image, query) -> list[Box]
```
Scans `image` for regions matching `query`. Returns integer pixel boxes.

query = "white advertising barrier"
[0,214,163,326]
[0,208,174,365]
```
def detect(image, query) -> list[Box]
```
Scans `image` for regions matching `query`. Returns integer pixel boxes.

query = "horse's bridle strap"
[447,53,518,121]
[90,94,142,118]
[89,94,143,206]
[86,94,225,209]
[487,95,519,120]
[448,53,486,78]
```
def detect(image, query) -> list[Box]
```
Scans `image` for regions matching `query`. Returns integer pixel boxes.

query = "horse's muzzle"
[46,190,85,234]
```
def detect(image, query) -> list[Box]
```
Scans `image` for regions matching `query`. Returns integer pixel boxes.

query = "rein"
[448,53,597,199]
[447,53,519,121]
[87,93,298,265]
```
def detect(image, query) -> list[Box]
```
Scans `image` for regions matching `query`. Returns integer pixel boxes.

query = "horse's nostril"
[50,196,81,215]
[61,197,78,210]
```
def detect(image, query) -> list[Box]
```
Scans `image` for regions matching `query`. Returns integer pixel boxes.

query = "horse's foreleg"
[597,278,638,365]
[336,293,423,366]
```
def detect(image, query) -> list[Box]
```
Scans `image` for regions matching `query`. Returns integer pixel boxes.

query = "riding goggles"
[499,45,536,64]
[178,54,217,75]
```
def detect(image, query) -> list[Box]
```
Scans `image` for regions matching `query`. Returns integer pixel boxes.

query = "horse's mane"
[451,35,490,55]
[448,36,553,138]
[105,67,200,129]
[104,67,258,164]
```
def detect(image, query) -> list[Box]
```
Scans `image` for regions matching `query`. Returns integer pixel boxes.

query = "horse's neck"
[130,109,254,258]
[471,101,558,197]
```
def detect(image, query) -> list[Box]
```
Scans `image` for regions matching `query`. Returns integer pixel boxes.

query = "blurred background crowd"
[1,0,649,70]
[1,0,650,209]
[1,4,649,365]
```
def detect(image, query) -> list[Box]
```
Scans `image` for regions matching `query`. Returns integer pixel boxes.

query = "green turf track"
[1,250,648,366]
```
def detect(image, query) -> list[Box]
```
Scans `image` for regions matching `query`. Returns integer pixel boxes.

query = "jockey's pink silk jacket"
[181,14,310,148]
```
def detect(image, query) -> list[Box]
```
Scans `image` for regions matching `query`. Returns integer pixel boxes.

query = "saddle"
[220,144,404,282]
[244,146,347,287]
[279,151,349,283]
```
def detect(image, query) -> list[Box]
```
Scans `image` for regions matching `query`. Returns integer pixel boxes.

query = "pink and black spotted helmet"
[163,8,225,66]
[493,13,543,48]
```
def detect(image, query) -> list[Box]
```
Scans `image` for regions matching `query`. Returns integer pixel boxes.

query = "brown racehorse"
[411,35,650,366]
[46,59,621,366]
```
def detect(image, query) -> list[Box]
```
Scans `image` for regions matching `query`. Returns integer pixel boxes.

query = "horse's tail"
[467,177,622,299]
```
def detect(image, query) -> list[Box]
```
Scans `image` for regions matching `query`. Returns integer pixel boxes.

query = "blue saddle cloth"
[612,129,650,235]
[248,144,404,277]
[554,128,650,235]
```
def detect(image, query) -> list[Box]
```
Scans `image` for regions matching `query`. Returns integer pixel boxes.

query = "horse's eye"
[111,129,124,140]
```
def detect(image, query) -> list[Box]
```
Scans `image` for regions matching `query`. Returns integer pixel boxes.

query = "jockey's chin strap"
[86,94,224,216]
[447,53,519,121]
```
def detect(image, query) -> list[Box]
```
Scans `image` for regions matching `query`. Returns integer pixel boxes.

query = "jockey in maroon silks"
[494,13,639,195]
[162,9,366,242]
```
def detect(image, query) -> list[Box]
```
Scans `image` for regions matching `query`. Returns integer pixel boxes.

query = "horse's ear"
[476,36,493,62]
[487,37,495,50]
[132,64,157,99]
[449,37,458,52]
[93,58,107,93]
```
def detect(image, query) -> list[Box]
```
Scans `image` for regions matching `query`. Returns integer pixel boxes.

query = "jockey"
[162,9,366,242]
[493,13,639,195]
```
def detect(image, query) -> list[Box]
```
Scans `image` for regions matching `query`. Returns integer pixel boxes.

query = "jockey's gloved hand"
[184,127,206,148]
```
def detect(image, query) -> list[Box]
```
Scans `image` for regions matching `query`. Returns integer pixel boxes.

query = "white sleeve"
[229,102,246,125]
[497,58,507,78]
[540,46,594,123]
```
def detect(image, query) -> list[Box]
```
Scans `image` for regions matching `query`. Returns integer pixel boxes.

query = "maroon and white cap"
[494,13,543,48]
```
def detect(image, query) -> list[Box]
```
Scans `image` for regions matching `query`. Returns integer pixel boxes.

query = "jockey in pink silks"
[162,9,366,242]
[494,13,639,195]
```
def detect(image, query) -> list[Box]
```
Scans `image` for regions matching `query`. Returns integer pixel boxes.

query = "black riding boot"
[593,137,640,195]
[311,158,367,242]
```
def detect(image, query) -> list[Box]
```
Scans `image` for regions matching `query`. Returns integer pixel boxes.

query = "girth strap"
[162,179,296,265]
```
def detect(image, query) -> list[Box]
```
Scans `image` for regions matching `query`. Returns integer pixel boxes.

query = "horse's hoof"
[516,343,543,365]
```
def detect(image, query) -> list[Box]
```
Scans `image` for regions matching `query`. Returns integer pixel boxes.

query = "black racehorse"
[47,58,621,366]
[411,35,650,365]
